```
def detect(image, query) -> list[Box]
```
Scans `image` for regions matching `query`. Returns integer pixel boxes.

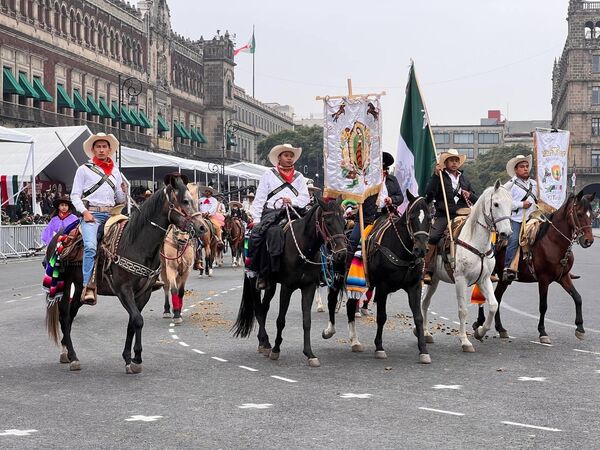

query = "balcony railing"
[570,167,600,175]
[582,2,600,10]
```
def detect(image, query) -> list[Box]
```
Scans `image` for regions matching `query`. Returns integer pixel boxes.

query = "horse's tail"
[231,274,258,338]
[46,301,61,346]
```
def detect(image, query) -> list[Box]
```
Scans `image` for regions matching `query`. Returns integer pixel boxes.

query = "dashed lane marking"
[271,375,297,383]
[418,407,464,417]
[432,384,462,390]
[517,377,547,382]
[238,365,258,372]
[169,323,174,327]
[340,393,372,399]
[439,316,449,321]
[169,329,174,333]
[183,309,189,312]
[530,341,553,347]
[36,293,45,296]
[0,429,38,436]
[573,349,600,356]
[171,335,179,340]
[211,357,228,362]
[502,302,600,334]
[178,342,189,347]
[501,421,561,432]
[192,349,205,355]
[221,290,229,294]
[238,403,272,409]
[453,321,460,325]
[125,415,163,422]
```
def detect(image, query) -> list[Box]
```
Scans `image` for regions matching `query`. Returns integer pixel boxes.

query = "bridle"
[476,188,511,233]
[548,196,592,245]
[387,196,430,256]
[164,187,203,236]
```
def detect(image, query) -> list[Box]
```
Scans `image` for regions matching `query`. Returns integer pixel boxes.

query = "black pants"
[429,216,449,245]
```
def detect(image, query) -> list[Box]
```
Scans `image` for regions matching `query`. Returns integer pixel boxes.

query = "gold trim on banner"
[324,183,383,204]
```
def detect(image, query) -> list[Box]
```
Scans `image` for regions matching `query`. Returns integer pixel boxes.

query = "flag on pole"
[1,175,21,206]
[394,62,437,200]
[234,33,256,56]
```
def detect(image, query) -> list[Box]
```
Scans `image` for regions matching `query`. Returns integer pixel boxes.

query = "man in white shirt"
[71,133,126,305]
[198,186,223,244]
[502,154,537,281]
[248,144,310,289]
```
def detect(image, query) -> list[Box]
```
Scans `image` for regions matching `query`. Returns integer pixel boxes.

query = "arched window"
[97,23,103,51]
[44,0,51,27]
[104,26,109,53]
[226,79,232,99]
[69,9,75,37]
[586,21,594,40]
[137,42,142,66]
[83,16,89,43]
[60,4,67,34]
[110,29,115,56]
[53,2,60,32]
[89,19,95,47]
[595,22,600,39]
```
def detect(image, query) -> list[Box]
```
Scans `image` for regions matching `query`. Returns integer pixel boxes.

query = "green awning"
[157,115,170,132]
[57,85,75,109]
[3,68,25,96]
[196,129,207,143]
[127,108,144,127]
[191,128,207,144]
[138,110,153,128]
[98,98,115,119]
[32,78,53,102]
[18,74,40,99]
[174,121,192,140]
[86,94,103,116]
[72,90,90,113]
[111,101,134,124]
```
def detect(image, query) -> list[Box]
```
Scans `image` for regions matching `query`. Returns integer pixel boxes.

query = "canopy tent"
[0,126,35,209]
[228,161,270,179]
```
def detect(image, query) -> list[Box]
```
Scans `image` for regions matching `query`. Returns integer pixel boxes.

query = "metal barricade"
[0,225,46,258]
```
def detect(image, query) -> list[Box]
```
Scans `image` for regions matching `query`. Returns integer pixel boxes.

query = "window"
[456,148,474,159]
[593,87,600,105]
[586,21,594,39]
[453,132,474,144]
[592,150,600,167]
[433,133,449,144]
[593,118,600,136]
[594,55,600,73]
[478,132,499,144]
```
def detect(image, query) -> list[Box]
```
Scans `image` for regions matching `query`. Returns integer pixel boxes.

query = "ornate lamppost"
[208,118,238,193]
[117,74,142,170]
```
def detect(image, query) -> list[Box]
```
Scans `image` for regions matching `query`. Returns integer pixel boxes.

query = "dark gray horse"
[45,175,205,374]
[232,197,347,367]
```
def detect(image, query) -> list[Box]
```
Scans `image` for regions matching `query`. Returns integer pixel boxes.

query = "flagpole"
[252,25,255,98]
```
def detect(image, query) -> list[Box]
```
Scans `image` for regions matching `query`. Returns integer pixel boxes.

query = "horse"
[160,225,196,324]
[223,215,245,267]
[45,175,205,373]
[420,181,513,352]
[473,190,595,344]
[320,192,433,363]
[194,215,217,277]
[232,197,347,367]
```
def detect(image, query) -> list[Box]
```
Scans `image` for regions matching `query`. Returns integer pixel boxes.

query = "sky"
[167,0,570,151]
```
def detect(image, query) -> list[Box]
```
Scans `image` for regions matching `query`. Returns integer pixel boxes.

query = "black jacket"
[362,173,404,224]
[425,170,477,218]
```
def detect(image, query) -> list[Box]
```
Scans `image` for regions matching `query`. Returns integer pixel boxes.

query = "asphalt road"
[1,245,600,449]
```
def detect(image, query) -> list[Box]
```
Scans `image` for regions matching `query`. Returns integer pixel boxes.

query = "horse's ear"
[406,189,415,203]
[576,189,584,201]
[587,192,596,202]
[316,196,326,209]
[494,179,501,191]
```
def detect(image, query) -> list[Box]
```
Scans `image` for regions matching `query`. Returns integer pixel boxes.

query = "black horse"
[232,197,347,367]
[321,191,433,364]
[45,175,205,373]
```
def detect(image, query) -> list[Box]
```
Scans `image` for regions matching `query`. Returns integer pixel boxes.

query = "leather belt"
[88,205,113,212]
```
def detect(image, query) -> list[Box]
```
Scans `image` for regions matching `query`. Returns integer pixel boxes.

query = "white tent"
[0,126,35,210]
[228,161,270,178]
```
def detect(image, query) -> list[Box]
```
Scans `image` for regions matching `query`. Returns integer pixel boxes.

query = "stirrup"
[422,273,432,285]
[81,287,97,306]
[502,269,516,282]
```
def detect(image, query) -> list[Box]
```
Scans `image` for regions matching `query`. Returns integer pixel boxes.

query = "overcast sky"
[168,0,569,151]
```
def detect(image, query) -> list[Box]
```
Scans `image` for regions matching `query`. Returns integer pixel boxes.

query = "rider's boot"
[422,244,436,285]
[81,262,98,306]
[151,279,165,291]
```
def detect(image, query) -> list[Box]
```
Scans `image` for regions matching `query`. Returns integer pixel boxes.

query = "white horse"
[421,181,513,352]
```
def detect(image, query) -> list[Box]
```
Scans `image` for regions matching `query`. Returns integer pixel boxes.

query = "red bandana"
[92,156,114,176]
[277,165,295,184]
[203,199,211,204]
[58,211,71,220]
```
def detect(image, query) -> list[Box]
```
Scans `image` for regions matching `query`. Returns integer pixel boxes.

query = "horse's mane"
[123,188,167,244]
[469,185,495,217]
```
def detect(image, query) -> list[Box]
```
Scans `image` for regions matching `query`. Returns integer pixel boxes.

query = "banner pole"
[438,167,455,269]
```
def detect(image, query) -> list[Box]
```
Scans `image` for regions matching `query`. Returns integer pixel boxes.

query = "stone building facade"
[552,0,600,190]
[0,0,292,164]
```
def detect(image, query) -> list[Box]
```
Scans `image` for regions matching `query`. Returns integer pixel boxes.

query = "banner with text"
[534,129,570,211]
[322,97,383,203]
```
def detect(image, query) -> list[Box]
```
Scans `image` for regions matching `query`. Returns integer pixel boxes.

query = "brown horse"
[474,190,595,344]
[224,215,245,267]
[194,215,217,276]
[160,225,195,324]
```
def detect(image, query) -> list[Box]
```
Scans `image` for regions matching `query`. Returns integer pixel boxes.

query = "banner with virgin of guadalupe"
[322,97,383,203]
[534,129,569,211]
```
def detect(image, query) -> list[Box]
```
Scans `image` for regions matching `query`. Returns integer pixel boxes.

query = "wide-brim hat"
[164,172,189,186]
[438,149,467,168]
[53,195,73,209]
[382,152,395,169]
[506,154,532,178]
[268,143,302,167]
[307,183,321,192]
[229,201,243,208]
[83,132,119,159]
[244,192,255,198]
[197,185,216,195]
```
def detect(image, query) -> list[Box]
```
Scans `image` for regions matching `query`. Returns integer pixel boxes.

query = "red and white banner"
[534,129,570,211]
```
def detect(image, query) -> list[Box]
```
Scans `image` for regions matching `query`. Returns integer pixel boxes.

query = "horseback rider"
[71,133,126,305]
[229,200,248,223]
[307,180,322,206]
[248,143,310,289]
[40,195,79,246]
[242,191,254,218]
[502,154,537,281]
[423,149,478,285]
[198,185,224,245]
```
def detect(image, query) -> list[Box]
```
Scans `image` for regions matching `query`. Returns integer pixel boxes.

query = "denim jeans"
[81,212,109,286]
[504,220,523,269]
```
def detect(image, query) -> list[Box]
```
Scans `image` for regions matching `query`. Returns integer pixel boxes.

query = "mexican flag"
[1,175,20,206]
[395,62,437,199]
[234,33,255,56]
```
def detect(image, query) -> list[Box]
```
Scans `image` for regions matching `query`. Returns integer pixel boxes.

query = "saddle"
[436,215,469,281]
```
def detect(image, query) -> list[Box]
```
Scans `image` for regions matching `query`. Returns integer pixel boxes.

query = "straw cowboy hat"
[268,143,302,166]
[83,132,119,159]
[244,191,255,199]
[197,185,216,195]
[506,154,532,178]
[52,194,74,210]
[438,149,466,168]
[229,200,243,208]
[307,181,321,192]
[164,172,190,186]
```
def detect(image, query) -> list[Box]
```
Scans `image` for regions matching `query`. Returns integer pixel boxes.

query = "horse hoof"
[425,335,434,344]
[322,330,335,340]
[69,360,81,371]
[539,336,552,345]
[60,352,70,364]
[474,326,485,342]
[575,330,585,340]
[419,353,432,364]
[462,344,475,353]
[257,345,264,353]
[173,317,183,325]
[374,350,387,359]
[126,363,143,374]
[351,343,364,352]
[317,305,325,313]
[269,351,280,361]
[308,358,321,367]
[499,331,510,339]
[162,312,172,319]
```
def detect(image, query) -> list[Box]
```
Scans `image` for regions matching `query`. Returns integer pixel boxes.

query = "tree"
[461,144,534,194]
[256,125,324,186]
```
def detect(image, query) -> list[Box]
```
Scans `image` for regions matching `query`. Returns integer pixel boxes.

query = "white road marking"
[573,349,600,356]
[453,321,460,325]
[238,365,258,372]
[271,375,297,383]
[178,342,190,347]
[21,296,32,300]
[238,403,272,409]
[432,384,462,390]
[236,285,242,288]
[171,335,179,340]
[211,357,228,362]
[595,370,600,374]
[530,341,553,347]
[183,309,189,312]
[229,288,237,291]
[206,297,212,300]
[430,311,438,315]
[340,393,372,399]
[5,300,18,303]
[36,293,45,296]
[125,415,163,422]
[502,302,600,334]
[0,429,38,436]
[213,294,219,297]
[169,329,174,333]
[439,316,449,321]
[418,407,464,416]
[169,323,175,327]
[192,349,205,355]
[501,421,561,432]
[518,376,547,382]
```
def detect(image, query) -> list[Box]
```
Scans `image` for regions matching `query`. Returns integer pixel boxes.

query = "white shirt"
[71,161,126,213]
[447,170,462,203]
[503,176,538,222]
[250,168,310,223]
[199,196,218,214]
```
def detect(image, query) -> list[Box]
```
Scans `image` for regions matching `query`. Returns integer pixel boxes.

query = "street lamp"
[117,74,142,170]
[208,118,238,193]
